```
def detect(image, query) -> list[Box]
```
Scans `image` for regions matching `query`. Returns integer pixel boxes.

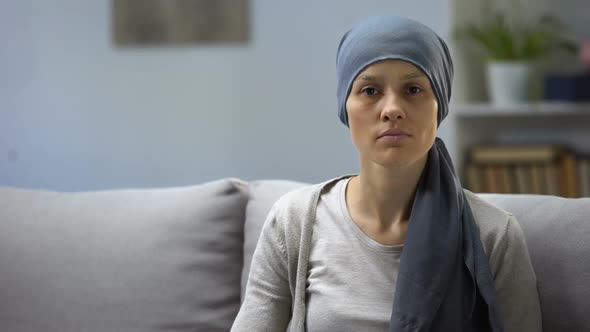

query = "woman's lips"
[378,128,411,144]
[378,134,410,144]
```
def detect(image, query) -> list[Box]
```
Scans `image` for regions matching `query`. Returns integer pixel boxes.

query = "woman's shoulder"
[463,189,513,223]
[272,176,352,215]
[463,189,521,256]
[266,176,351,231]
[261,176,351,252]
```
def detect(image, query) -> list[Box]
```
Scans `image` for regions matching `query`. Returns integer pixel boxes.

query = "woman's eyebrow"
[357,72,425,82]
[402,72,425,80]
[357,75,378,82]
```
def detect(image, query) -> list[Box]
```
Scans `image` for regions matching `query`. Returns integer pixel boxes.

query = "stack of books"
[464,145,590,197]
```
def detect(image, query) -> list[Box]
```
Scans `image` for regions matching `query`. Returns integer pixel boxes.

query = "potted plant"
[456,13,578,105]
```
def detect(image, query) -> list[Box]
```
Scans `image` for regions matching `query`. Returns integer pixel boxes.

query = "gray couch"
[0,178,588,332]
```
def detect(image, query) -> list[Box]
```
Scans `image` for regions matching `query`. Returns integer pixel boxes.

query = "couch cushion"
[0,179,248,332]
[480,194,590,332]
[241,180,307,299]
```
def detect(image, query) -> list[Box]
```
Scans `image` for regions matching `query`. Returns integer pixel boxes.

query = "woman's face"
[346,59,438,168]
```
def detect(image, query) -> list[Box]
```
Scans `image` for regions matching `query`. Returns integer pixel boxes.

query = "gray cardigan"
[231,178,542,332]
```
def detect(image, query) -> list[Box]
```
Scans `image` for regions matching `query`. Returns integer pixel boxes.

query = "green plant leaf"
[454,12,578,61]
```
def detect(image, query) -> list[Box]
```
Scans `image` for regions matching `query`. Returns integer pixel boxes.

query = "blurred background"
[1,0,589,195]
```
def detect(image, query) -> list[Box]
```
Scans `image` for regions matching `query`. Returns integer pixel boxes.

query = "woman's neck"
[347,155,427,230]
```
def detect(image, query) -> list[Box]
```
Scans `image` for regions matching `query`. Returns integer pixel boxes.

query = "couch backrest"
[244,180,590,332]
[0,179,249,332]
[2,179,588,332]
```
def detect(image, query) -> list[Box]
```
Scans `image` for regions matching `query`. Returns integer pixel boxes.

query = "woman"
[232,15,541,332]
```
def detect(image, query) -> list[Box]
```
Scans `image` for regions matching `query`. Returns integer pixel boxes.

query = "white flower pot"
[487,61,533,106]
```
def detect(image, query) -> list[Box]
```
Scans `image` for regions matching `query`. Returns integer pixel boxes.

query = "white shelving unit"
[455,102,590,117]
[453,102,590,181]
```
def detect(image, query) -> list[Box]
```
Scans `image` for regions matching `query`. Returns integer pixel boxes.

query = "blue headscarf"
[335,16,504,332]
[337,15,453,127]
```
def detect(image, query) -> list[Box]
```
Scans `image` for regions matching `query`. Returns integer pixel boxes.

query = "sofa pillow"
[241,180,307,299]
[0,179,248,332]
[480,194,590,332]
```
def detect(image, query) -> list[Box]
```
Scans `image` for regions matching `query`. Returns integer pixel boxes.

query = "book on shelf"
[529,164,545,195]
[578,158,590,197]
[464,144,585,198]
[470,145,564,164]
[544,164,560,196]
[514,165,530,194]
[559,153,579,198]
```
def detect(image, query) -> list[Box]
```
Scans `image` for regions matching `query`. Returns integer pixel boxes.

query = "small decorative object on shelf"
[544,72,590,102]
[543,39,590,102]
[455,13,578,106]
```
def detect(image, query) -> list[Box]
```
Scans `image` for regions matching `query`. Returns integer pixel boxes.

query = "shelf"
[454,102,590,118]
[451,102,590,188]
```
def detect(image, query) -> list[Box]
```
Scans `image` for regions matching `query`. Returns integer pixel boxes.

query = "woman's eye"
[361,87,379,96]
[407,86,423,95]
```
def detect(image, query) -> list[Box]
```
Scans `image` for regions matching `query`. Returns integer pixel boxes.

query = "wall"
[0,0,452,190]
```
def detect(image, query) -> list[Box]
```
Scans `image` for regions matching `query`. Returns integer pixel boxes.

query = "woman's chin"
[369,150,427,170]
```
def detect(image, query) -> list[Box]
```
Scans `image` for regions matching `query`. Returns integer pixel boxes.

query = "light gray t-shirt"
[306,178,403,332]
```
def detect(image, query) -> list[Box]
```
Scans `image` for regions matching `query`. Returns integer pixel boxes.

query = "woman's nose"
[380,93,406,122]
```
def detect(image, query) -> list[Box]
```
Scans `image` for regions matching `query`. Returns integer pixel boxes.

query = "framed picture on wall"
[112,0,249,46]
